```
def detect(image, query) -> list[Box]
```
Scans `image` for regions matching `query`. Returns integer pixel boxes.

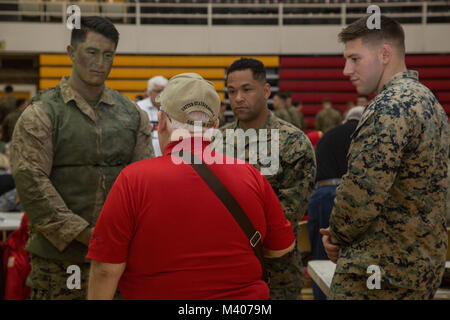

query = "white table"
[307,260,450,300]
[0,212,24,242]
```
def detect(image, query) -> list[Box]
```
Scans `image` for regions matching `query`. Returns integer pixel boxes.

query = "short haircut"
[16,98,26,108]
[4,85,13,93]
[338,15,405,54]
[226,58,267,84]
[322,98,331,104]
[71,16,119,49]
[274,91,288,100]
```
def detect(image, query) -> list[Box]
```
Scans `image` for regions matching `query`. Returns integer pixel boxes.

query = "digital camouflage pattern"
[11,77,154,299]
[26,255,122,300]
[329,272,436,300]
[329,71,449,298]
[213,113,316,299]
[314,108,342,133]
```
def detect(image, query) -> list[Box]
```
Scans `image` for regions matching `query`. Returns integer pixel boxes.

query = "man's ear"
[67,45,75,61]
[263,82,271,101]
[380,44,393,65]
[158,111,166,133]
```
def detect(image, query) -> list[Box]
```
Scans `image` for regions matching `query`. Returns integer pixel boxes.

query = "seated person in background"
[307,106,364,300]
[314,98,342,133]
[2,98,28,143]
[284,91,304,130]
[87,73,296,300]
[293,100,307,130]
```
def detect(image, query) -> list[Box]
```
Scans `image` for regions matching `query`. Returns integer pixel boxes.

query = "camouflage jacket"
[314,108,342,133]
[10,77,154,263]
[286,106,304,129]
[213,112,316,297]
[274,108,292,124]
[329,70,449,291]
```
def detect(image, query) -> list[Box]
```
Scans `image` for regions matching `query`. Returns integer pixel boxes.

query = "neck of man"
[68,73,104,102]
[376,57,407,94]
[239,107,270,130]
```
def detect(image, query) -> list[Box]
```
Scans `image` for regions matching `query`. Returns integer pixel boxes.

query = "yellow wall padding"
[40,67,226,79]
[40,54,279,68]
[121,91,225,102]
[40,79,225,91]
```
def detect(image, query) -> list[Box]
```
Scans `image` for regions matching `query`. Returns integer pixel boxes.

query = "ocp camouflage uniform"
[10,77,154,300]
[314,108,342,133]
[214,112,316,299]
[329,70,449,300]
[274,108,292,124]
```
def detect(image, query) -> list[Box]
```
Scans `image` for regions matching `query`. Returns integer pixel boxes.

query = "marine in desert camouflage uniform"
[10,17,154,300]
[214,58,316,300]
[322,15,449,300]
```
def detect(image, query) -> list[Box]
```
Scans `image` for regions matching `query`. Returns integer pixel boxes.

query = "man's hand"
[320,228,341,264]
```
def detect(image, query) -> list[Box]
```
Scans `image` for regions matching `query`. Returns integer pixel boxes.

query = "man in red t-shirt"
[86,73,295,300]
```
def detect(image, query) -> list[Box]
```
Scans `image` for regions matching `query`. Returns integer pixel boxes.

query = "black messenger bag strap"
[173,150,269,283]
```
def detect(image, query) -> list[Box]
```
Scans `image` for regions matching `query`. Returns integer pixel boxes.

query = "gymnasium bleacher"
[279,54,450,129]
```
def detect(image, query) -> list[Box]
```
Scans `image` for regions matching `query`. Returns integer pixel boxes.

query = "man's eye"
[352,58,359,62]
[228,90,235,95]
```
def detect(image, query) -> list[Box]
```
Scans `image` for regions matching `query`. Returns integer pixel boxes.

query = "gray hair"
[344,106,365,122]
[147,75,168,92]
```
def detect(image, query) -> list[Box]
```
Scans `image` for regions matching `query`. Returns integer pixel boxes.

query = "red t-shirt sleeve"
[86,171,135,263]
[260,175,295,250]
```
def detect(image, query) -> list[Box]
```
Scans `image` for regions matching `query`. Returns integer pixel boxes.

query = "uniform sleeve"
[87,171,134,263]
[275,131,316,230]
[329,105,411,246]
[131,105,155,161]
[261,174,295,250]
[10,102,90,252]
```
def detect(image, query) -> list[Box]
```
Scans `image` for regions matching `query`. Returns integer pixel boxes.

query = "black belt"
[315,178,341,189]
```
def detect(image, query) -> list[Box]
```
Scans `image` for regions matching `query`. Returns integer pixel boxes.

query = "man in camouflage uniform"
[321,15,449,300]
[10,16,154,300]
[2,98,27,143]
[213,58,316,299]
[314,98,342,133]
[0,85,16,124]
[272,92,293,124]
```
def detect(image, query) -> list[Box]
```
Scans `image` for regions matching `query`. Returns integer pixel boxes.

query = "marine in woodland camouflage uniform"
[216,113,316,299]
[325,15,449,300]
[214,58,316,299]
[10,17,154,300]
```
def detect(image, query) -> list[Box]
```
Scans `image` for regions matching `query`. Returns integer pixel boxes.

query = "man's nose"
[343,60,353,77]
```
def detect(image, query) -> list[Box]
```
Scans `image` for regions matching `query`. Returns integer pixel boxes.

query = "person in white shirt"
[137,76,168,156]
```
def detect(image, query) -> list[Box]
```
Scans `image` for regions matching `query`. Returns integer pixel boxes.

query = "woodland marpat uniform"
[215,113,316,299]
[329,71,449,299]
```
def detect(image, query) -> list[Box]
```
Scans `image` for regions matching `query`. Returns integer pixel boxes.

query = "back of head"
[147,75,168,93]
[71,16,119,49]
[157,73,220,130]
[226,58,266,84]
[344,106,365,122]
[338,15,405,56]
[4,85,13,94]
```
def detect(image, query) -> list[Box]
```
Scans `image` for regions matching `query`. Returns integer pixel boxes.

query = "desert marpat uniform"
[314,108,342,133]
[10,77,154,299]
[214,112,316,299]
[328,70,449,300]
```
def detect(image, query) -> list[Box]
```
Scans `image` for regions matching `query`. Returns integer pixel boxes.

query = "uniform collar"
[232,110,273,130]
[59,76,115,122]
[378,70,418,94]
[60,76,115,107]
